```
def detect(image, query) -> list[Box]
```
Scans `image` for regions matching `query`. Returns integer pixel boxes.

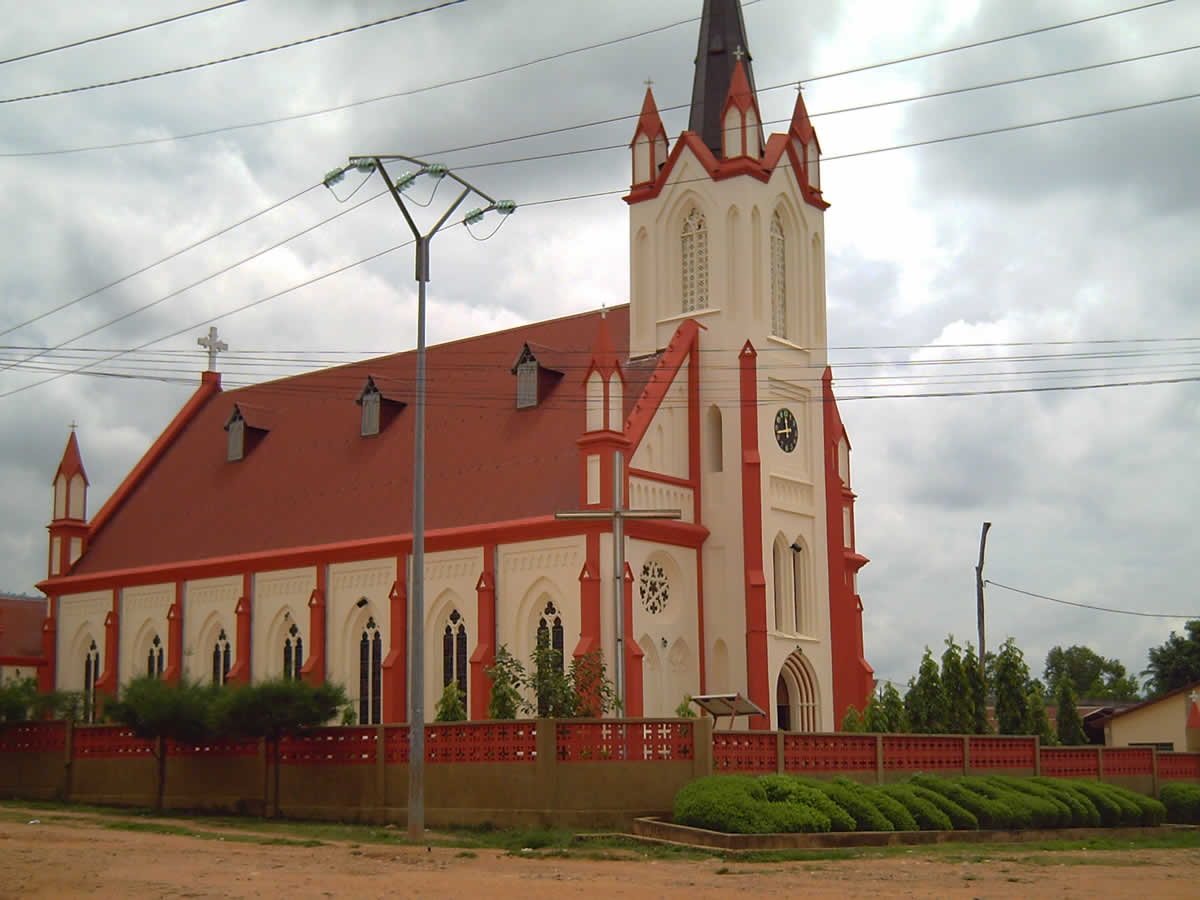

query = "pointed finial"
[644,77,653,89]
[733,45,746,62]
[601,303,607,320]
[69,420,77,432]
[796,81,804,93]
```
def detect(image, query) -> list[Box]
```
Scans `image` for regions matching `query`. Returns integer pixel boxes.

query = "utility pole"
[329,155,512,843]
[976,521,991,682]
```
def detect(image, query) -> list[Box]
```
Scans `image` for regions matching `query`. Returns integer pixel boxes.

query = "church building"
[35,0,873,731]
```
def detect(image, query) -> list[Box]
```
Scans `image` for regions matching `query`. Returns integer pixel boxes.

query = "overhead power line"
[986,580,1196,620]
[0,0,468,105]
[0,0,1170,157]
[0,1,247,67]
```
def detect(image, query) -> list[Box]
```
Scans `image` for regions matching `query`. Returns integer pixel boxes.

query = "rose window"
[639,560,669,615]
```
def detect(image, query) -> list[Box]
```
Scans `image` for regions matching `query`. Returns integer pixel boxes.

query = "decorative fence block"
[279,727,377,765]
[1101,746,1153,777]
[0,721,66,753]
[712,731,777,772]
[556,720,694,762]
[784,733,875,772]
[72,726,154,758]
[1041,747,1101,778]
[883,735,964,770]
[426,721,537,763]
[384,726,409,764]
[968,736,1037,770]
[1158,752,1200,780]
[166,737,259,757]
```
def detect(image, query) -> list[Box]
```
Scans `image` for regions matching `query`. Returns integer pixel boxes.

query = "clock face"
[774,408,798,453]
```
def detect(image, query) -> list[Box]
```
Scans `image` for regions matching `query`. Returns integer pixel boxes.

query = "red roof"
[0,595,46,657]
[72,306,652,574]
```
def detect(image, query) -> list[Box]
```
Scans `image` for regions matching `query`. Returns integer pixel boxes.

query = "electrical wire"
[0,1,247,68]
[0,0,468,105]
[986,580,1196,620]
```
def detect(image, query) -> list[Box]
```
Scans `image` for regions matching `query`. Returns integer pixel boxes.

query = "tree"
[839,705,865,732]
[940,636,973,734]
[992,637,1031,735]
[212,678,347,818]
[524,644,575,718]
[0,677,82,727]
[1044,644,1140,701]
[433,682,466,722]
[106,676,218,811]
[878,681,908,733]
[1026,680,1055,746]
[484,645,524,719]
[962,642,991,734]
[863,691,891,732]
[568,650,620,718]
[1055,679,1087,745]
[904,647,947,733]
[1142,620,1200,697]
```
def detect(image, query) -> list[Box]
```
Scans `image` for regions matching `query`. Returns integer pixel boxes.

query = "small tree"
[904,647,947,733]
[568,650,620,717]
[674,695,697,718]
[523,644,575,718]
[962,642,991,734]
[1056,679,1087,745]
[106,676,219,811]
[0,677,81,727]
[1026,680,1055,745]
[863,693,891,732]
[992,637,1031,735]
[839,705,865,732]
[940,636,972,734]
[434,683,466,722]
[485,645,524,719]
[212,678,347,818]
[878,681,908,733]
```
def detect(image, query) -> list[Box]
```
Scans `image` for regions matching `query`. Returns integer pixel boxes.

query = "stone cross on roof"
[197,326,228,372]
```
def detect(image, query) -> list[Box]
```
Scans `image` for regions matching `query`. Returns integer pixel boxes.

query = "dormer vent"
[510,343,567,410]
[355,375,407,436]
[223,403,273,462]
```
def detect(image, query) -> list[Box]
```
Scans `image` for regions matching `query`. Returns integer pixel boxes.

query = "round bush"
[880,784,953,831]
[673,776,772,834]
[1161,782,1200,824]
[763,776,856,832]
[909,783,979,830]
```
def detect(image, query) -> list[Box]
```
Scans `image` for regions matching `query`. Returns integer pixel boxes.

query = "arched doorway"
[777,651,820,732]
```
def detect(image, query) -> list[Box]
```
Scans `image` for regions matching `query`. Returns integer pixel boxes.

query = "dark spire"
[688,0,763,158]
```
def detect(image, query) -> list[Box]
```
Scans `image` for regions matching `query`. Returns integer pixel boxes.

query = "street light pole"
[341,154,511,842]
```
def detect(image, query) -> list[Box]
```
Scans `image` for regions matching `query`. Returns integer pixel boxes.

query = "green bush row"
[1160,782,1200,824]
[672,773,1169,835]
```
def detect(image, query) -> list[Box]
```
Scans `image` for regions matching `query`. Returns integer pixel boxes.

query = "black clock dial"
[774,408,798,453]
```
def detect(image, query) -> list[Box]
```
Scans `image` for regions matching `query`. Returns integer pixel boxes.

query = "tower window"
[770,212,787,339]
[681,207,709,313]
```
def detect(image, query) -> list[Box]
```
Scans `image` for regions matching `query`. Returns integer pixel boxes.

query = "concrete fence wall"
[2,720,1197,827]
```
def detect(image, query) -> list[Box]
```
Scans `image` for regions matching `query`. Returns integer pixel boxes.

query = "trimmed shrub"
[807,780,894,832]
[879,784,953,831]
[909,782,979,830]
[758,776,855,832]
[1084,783,1142,826]
[956,778,1030,829]
[1028,778,1099,827]
[1161,782,1200,824]
[986,776,1072,828]
[761,798,831,834]
[832,778,919,831]
[1095,783,1165,826]
[1065,780,1124,827]
[910,775,1009,828]
[673,776,771,834]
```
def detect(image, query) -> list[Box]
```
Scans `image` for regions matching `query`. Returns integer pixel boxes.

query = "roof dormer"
[356,375,407,436]
[223,403,273,462]
[510,343,567,410]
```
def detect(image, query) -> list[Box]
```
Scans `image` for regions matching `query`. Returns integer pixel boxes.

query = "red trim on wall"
[574,532,602,660]
[94,595,119,702]
[380,556,407,724]
[624,320,700,452]
[622,562,643,717]
[227,573,252,685]
[739,342,770,729]
[301,567,326,685]
[162,586,183,686]
[468,546,496,720]
[87,375,221,543]
[39,597,56,693]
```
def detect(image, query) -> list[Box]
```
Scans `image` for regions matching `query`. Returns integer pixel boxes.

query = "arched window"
[706,405,723,473]
[792,542,809,635]
[441,610,468,700]
[359,617,383,725]
[681,207,709,313]
[283,622,303,680]
[212,629,231,686]
[147,634,164,679]
[772,535,792,632]
[770,211,787,339]
[536,601,565,670]
[83,639,99,723]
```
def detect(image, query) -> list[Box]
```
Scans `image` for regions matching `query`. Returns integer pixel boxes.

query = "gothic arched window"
[359,617,383,725]
[212,629,231,686]
[681,207,709,313]
[147,634,164,678]
[283,622,303,681]
[770,211,787,339]
[441,610,468,701]
[83,639,99,723]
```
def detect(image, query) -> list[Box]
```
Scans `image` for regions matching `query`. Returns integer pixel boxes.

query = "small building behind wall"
[1102,679,1200,752]
[0,593,47,683]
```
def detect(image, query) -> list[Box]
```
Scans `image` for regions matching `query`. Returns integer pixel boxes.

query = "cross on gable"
[197,326,229,372]
[644,77,654,89]
[733,45,746,62]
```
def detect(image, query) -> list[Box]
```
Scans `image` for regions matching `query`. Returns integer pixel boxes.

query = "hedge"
[1160,782,1200,824]
[909,783,979,830]
[879,783,954,831]
[833,777,919,831]
[757,775,856,832]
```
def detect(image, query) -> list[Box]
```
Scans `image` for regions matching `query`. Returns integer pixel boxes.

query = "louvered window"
[681,208,709,313]
[516,360,538,409]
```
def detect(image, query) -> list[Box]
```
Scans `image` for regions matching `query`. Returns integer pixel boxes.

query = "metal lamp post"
[336,154,512,841]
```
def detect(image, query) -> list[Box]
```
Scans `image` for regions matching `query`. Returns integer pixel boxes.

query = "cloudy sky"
[2,0,1197,692]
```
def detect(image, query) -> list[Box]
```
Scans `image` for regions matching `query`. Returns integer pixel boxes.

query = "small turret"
[47,429,89,577]
[787,86,823,197]
[720,57,762,160]
[630,87,669,189]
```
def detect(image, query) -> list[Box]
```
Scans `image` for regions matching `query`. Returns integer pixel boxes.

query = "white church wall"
[328,558,393,716]
[627,539,698,717]
[420,548,482,718]
[629,364,689,480]
[253,567,314,683]
[56,590,109,691]
[182,575,241,684]
[118,582,172,686]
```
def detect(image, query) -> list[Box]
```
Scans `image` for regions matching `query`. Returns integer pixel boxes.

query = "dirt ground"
[1,808,1198,899]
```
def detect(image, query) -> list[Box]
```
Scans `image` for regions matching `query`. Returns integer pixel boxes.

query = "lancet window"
[147,634,164,678]
[83,639,99,723]
[681,207,709,313]
[283,622,303,680]
[212,629,231,686]
[441,610,467,699]
[770,211,787,339]
[359,616,383,725]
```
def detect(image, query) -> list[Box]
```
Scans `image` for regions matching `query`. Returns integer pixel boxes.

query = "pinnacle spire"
[54,429,88,486]
[689,0,763,157]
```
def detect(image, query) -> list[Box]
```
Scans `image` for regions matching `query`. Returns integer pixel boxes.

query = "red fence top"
[0,721,65,753]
